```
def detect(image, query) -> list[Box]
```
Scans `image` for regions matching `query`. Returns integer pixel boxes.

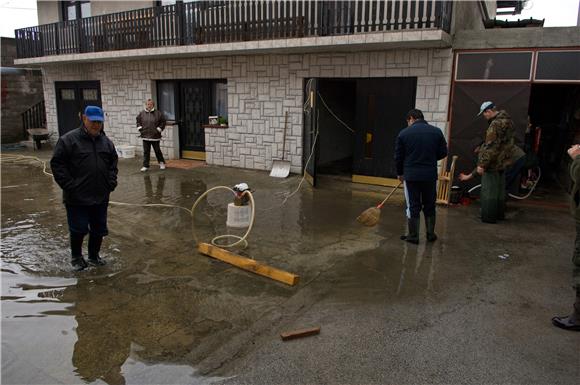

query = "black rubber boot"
[400,217,419,244]
[552,288,580,331]
[425,215,438,242]
[88,234,106,266]
[70,232,88,272]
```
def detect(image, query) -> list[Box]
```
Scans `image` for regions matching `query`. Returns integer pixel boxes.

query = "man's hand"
[568,144,580,160]
[476,166,484,175]
[459,172,472,182]
[397,175,404,182]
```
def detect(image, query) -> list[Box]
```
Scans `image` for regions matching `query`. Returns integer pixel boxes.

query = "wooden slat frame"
[436,155,458,205]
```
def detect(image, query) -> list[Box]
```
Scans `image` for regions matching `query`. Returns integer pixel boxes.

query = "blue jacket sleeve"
[108,142,119,191]
[50,137,75,191]
[395,134,405,176]
[437,132,448,160]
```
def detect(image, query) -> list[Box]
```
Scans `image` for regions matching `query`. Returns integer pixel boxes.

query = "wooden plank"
[198,243,300,286]
[280,326,320,341]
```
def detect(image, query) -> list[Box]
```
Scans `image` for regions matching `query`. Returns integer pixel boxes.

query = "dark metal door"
[353,77,417,178]
[179,80,209,155]
[303,78,320,187]
[55,81,101,136]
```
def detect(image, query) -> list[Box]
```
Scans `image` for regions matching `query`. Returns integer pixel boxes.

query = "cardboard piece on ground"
[198,243,299,286]
[280,326,321,341]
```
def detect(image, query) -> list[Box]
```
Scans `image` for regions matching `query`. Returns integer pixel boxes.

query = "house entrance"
[55,81,101,136]
[303,77,416,187]
[157,79,227,161]
[528,84,580,185]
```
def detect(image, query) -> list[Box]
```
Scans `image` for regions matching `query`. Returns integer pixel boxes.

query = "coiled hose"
[0,154,256,249]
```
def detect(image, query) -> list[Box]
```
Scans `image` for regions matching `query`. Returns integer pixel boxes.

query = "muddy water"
[2,154,395,385]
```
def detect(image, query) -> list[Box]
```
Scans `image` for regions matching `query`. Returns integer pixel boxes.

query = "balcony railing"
[15,0,453,59]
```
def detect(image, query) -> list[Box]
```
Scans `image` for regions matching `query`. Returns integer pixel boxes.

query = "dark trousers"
[571,220,580,318]
[481,171,505,223]
[66,203,109,237]
[142,140,165,168]
[573,219,580,290]
[404,180,437,219]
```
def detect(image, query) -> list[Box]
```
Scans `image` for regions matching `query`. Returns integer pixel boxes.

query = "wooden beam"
[280,326,321,341]
[198,243,300,286]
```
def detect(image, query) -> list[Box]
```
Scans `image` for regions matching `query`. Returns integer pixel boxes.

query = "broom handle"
[377,181,403,209]
[281,111,288,161]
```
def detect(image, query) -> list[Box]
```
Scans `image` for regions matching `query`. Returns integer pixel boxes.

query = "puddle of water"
[1,157,446,384]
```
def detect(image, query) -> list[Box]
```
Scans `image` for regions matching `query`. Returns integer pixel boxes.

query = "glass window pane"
[158,82,176,120]
[82,89,98,101]
[213,82,228,120]
[61,89,75,100]
[536,51,580,81]
[67,5,77,20]
[81,2,91,18]
[456,52,532,80]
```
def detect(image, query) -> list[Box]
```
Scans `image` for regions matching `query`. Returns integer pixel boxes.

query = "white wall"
[90,1,155,16]
[41,48,452,173]
[37,1,60,25]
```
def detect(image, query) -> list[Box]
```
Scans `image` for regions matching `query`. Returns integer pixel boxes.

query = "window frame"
[533,50,580,83]
[156,79,228,123]
[454,50,534,82]
[61,1,91,21]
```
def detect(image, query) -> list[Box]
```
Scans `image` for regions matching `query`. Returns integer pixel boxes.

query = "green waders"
[552,219,580,330]
[480,171,505,223]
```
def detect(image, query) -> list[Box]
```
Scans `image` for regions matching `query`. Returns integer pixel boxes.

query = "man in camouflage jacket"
[476,101,515,223]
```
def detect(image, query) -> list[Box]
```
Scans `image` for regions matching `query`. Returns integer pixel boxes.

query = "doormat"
[165,159,206,170]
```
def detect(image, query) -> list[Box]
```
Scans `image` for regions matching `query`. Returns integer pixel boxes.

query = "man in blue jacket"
[51,106,118,271]
[395,109,448,244]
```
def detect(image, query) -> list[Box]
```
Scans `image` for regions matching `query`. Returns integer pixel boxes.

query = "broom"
[356,182,403,226]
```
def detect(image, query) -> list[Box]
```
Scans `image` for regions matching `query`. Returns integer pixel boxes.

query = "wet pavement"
[1,149,579,385]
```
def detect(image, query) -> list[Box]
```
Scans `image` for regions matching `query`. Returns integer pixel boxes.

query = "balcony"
[15,0,453,60]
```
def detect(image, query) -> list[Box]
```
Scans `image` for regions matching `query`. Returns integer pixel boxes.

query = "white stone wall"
[41,48,452,173]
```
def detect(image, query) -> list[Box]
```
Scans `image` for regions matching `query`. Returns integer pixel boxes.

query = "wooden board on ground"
[198,243,299,286]
[280,326,321,341]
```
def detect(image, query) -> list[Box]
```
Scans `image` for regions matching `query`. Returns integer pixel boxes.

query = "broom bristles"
[356,207,381,226]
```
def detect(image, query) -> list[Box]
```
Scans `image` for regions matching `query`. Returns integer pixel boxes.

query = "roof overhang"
[453,27,580,50]
[14,30,451,67]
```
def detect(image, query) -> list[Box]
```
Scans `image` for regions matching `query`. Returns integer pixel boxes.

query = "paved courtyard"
[1,150,578,385]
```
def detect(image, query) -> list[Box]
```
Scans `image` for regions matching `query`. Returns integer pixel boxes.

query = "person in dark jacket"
[395,109,448,244]
[552,144,580,331]
[51,105,118,271]
[137,99,166,172]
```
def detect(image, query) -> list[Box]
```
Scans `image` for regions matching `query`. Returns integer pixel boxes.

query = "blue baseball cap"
[477,101,495,117]
[84,105,104,122]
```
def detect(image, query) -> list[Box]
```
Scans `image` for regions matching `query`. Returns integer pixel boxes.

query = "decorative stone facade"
[41,48,452,173]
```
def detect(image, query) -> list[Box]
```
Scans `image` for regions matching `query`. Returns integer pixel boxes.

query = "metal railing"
[15,1,453,59]
[21,100,46,135]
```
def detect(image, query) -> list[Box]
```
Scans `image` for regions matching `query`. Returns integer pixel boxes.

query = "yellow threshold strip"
[352,174,400,187]
[182,150,206,161]
[198,243,300,286]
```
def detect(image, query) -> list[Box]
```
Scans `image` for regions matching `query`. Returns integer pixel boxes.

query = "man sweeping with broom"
[395,109,448,244]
